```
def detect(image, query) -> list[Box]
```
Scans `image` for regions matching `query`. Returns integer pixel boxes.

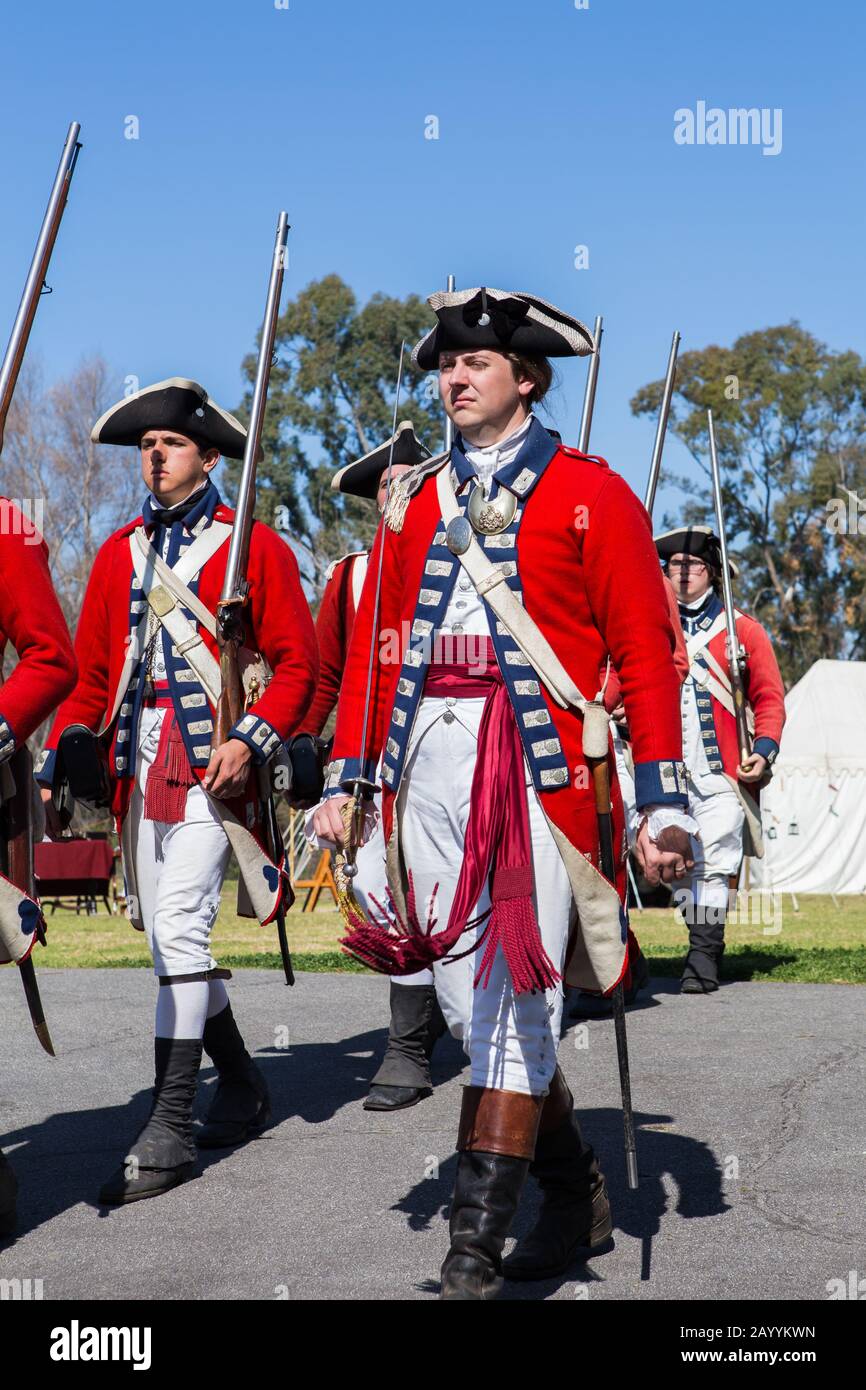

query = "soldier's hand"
[204,740,253,800]
[738,751,767,783]
[40,786,66,841]
[634,822,694,886]
[312,794,351,847]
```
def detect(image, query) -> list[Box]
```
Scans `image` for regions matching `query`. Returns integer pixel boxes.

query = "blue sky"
[1,0,862,511]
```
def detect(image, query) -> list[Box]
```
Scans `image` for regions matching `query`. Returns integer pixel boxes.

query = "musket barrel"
[221,210,290,605]
[577,315,603,453]
[644,329,681,517]
[0,121,81,448]
[707,409,751,759]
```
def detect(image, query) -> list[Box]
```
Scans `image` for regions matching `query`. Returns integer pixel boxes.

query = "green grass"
[28,889,866,984]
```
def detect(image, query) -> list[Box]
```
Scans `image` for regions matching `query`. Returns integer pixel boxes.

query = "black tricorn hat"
[330,420,431,500]
[91,377,249,460]
[412,286,595,370]
[655,525,739,577]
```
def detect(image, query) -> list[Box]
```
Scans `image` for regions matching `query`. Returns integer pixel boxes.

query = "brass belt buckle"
[149,585,174,618]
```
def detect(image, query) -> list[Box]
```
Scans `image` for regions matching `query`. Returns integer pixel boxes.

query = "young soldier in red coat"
[304,423,427,739]
[314,286,695,1298]
[656,526,785,992]
[573,575,691,1014]
[36,378,317,1204]
[0,499,77,1234]
[303,423,450,1111]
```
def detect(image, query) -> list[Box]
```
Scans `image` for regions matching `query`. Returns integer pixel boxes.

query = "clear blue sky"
[1,0,862,509]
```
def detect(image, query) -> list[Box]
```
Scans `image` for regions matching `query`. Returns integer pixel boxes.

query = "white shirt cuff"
[641,804,700,840]
[303,797,380,851]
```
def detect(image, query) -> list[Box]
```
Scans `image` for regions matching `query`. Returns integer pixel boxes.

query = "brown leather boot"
[504,1067,612,1281]
[439,1086,543,1301]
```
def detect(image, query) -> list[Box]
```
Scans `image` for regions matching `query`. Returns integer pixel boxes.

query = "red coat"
[328,422,687,894]
[0,499,77,755]
[37,492,317,819]
[602,576,688,712]
[303,552,367,737]
[682,594,785,783]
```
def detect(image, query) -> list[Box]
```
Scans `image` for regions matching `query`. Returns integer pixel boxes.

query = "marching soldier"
[314,286,695,1298]
[656,526,785,992]
[0,498,77,1234]
[36,378,317,1203]
[573,575,690,1014]
[303,423,448,1111]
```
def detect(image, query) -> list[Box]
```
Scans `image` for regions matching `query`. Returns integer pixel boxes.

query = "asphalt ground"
[1,968,863,1301]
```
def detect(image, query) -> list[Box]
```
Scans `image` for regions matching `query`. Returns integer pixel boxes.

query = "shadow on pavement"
[0,1023,467,1244]
[392,1106,731,1299]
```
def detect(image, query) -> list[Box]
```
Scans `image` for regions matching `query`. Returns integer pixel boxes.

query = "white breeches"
[128,708,231,977]
[612,724,638,847]
[353,794,434,989]
[686,779,745,910]
[397,704,573,1096]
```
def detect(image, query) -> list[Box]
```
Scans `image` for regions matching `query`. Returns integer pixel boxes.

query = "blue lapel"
[452,415,559,499]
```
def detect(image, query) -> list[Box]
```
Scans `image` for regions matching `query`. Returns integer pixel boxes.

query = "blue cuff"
[323,755,379,799]
[753,736,779,766]
[229,712,283,765]
[34,746,57,788]
[634,758,689,809]
[0,714,17,767]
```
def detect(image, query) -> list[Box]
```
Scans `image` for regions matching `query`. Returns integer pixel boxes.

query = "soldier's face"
[376,462,412,514]
[139,430,219,506]
[438,350,532,434]
[668,553,712,601]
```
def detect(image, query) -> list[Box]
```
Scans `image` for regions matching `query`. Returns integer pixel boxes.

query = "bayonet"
[644,330,681,517]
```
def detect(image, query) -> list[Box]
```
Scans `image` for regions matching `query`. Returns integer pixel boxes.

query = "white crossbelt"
[435,466,610,756]
[686,612,755,735]
[129,526,226,704]
[351,553,368,608]
[103,523,232,729]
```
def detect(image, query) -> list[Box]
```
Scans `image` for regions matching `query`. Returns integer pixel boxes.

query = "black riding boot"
[197,1003,270,1148]
[99,1038,202,1204]
[0,1148,18,1236]
[681,898,726,993]
[504,1068,612,1281]
[439,1086,542,1301]
[365,982,446,1112]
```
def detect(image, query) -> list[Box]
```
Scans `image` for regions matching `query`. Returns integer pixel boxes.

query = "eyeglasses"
[667,559,709,573]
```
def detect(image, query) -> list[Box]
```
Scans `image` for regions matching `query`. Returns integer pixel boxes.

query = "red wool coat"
[39,500,317,820]
[329,434,687,915]
[303,552,367,737]
[0,499,77,748]
[691,604,786,783]
[602,576,688,711]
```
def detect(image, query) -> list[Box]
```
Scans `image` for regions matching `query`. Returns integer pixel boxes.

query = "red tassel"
[144,712,195,824]
[474,897,560,994]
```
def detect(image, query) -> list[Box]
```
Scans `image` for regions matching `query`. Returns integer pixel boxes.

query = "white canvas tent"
[746,659,866,895]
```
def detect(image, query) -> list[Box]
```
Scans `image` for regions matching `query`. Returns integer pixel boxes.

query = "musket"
[644,330,681,518]
[0,121,82,1055]
[0,122,82,451]
[707,409,751,763]
[577,315,603,453]
[340,343,408,886]
[212,212,295,985]
[574,315,638,1190]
